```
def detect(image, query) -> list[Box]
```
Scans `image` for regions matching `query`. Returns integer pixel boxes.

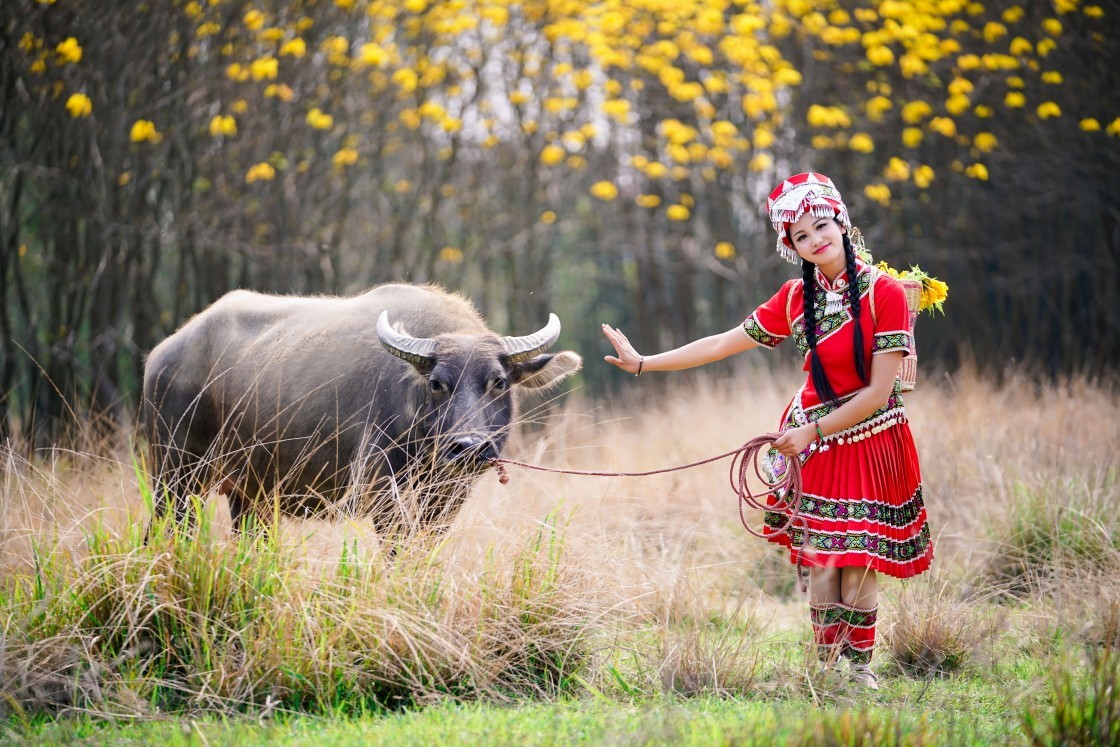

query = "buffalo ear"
[509,351,583,390]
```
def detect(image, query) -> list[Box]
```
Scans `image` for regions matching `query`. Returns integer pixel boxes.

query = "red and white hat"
[766,172,851,264]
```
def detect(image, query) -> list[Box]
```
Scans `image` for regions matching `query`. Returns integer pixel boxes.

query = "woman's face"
[788,212,846,276]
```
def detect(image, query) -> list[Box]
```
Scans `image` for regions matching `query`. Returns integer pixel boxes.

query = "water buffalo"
[139,283,582,537]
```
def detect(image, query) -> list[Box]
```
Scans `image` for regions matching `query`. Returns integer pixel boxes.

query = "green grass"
[7,666,1034,746]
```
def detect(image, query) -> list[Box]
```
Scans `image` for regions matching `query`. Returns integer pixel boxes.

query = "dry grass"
[1,364,1118,719]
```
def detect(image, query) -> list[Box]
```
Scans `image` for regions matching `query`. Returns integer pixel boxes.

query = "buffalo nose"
[446,436,496,464]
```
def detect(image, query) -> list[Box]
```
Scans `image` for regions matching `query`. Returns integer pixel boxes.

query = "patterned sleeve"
[872,273,913,355]
[741,279,797,349]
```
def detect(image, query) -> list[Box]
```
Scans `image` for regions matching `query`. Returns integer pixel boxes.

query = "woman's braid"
[844,233,869,386]
[802,257,840,404]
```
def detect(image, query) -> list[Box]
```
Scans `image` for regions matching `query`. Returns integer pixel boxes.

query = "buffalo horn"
[377,311,437,367]
[500,313,561,363]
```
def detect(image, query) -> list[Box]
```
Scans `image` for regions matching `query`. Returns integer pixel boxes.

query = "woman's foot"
[849,663,879,690]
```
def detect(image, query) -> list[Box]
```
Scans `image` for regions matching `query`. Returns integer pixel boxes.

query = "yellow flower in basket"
[874,261,948,315]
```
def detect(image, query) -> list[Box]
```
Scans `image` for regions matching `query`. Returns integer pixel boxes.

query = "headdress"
[766,172,852,264]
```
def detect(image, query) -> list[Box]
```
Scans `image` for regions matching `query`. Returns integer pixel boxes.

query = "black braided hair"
[843,232,869,386]
[801,257,840,404]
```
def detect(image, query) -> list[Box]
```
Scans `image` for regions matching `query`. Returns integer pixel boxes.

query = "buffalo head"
[376,310,578,474]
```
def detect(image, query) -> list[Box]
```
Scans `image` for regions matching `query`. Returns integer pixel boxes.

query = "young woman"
[601,172,934,689]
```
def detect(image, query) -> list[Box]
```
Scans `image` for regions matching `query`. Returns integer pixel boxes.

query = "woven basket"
[898,278,923,392]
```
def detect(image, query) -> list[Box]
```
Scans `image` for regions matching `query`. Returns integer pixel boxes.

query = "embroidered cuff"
[873,330,911,355]
[742,315,785,348]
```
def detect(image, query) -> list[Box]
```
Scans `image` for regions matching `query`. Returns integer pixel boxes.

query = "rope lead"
[488,432,809,591]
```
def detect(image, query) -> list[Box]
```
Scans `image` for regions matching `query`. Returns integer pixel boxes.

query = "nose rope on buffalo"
[487,432,811,592]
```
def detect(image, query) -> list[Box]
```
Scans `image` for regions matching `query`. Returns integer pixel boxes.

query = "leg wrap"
[836,602,878,665]
[810,602,842,663]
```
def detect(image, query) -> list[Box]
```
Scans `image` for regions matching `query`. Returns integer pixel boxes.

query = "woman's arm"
[601,323,760,375]
[772,351,905,457]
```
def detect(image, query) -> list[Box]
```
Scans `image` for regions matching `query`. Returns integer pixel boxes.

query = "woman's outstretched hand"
[601,324,644,374]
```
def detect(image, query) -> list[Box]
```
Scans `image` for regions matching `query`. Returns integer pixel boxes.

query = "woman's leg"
[838,567,880,687]
[808,567,843,665]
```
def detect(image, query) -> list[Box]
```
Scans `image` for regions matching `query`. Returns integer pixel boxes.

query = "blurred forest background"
[1,0,1117,448]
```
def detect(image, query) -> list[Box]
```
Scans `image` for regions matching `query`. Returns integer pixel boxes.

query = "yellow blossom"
[208,114,236,137]
[439,247,463,263]
[901,100,933,124]
[928,117,957,137]
[973,132,998,152]
[965,163,988,180]
[1085,6,1104,18]
[245,163,276,183]
[957,54,982,71]
[884,157,910,182]
[358,43,388,67]
[866,45,894,66]
[1037,101,1061,119]
[864,183,891,206]
[1079,118,1101,131]
[1003,6,1026,23]
[1041,71,1063,84]
[919,277,949,313]
[250,57,278,81]
[231,100,248,114]
[1005,92,1027,108]
[749,153,773,171]
[913,165,935,188]
[65,93,92,118]
[603,99,630,122]
[714,242,736,260]
[55,37,82,64]
[540,210,557,224]
[645,161,668,179]
[666,204,690,221]
[129,119,162,143]
[590,181,618,201]
[983,22,1007,42]
[540,144,565,166]
[635,194,661,208]
[280,38,306,58]
[306,108,334,130]
[946,94,971,116]
[876,261,900,279]
[332,147,358,167]
[849,133,875,153]
[264,84,293,101]
[975,105,994,117]
[1105,118,1120,135]
[244,9,265,31]
[1009,37,1032,55]
[1042,18,1063,36]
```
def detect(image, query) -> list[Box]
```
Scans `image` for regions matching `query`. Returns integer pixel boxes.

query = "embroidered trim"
[767,521,933,563]
[742,315,785,349]
[783,486,927,529]
[873,330,912,355]
[791,266,874,356]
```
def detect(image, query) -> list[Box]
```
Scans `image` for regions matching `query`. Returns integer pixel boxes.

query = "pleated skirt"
[763,420,933,579]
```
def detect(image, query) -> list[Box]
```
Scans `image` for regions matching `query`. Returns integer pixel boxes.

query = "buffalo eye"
[429,377,448,394]
[488,375,508,392]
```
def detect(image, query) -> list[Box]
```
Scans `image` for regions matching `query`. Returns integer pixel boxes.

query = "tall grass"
[1,510,598,717]
[1,364,1118,724]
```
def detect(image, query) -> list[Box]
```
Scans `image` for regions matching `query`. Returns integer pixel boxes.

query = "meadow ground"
[2,363,1118,745]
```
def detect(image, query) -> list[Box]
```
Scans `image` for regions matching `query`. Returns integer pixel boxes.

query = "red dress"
[741,261,933,579]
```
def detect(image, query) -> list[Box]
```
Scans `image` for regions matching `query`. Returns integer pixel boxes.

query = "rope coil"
[488,431,809,590]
